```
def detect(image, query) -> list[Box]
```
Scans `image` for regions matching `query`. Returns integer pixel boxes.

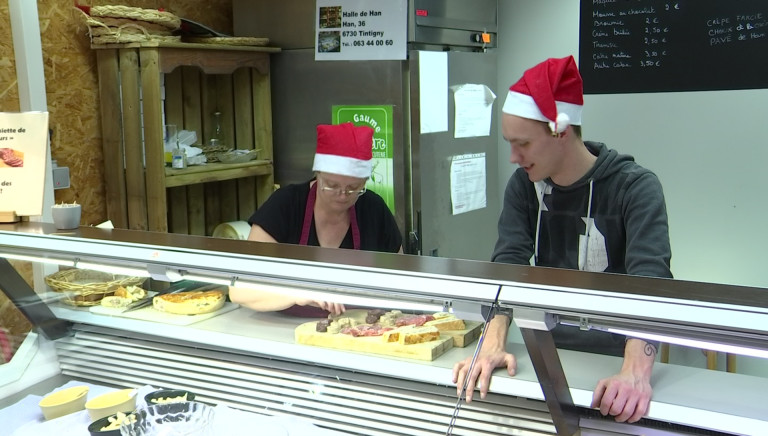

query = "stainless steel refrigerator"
[233,0,499,261]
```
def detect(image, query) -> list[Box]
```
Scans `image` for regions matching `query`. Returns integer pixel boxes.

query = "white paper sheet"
[315,0,407,61]
[419,51,448,134]
[0,111,49,216]
[450,84,496,138]
[450,153,487,215]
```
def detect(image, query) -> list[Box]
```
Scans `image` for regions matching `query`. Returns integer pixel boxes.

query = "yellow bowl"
[85,388,137,422]
[38,385,90,420]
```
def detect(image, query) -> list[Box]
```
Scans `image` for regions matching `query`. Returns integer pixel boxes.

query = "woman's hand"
[297,298,346,316]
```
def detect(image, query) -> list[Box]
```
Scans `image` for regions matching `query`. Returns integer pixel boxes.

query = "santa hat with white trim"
[312,122,374,178]
[502,56,584,135]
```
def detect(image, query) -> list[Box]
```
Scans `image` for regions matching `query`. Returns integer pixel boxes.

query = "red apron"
[281,182,360,317]
[299,182,360,249]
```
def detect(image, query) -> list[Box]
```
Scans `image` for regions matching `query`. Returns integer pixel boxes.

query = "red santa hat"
[312,122,374,178]
[502,56,583,134]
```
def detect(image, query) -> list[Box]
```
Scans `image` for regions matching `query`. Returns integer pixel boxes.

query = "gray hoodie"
[493,141,672,355]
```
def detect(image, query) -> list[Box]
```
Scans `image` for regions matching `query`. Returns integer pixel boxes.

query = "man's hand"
[591,368,652,422]
[591,338,655,423]
[451,314,516,402]
[452,349,516,402]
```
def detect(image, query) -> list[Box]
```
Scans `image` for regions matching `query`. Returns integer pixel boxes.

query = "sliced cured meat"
[395,314,435,327]
[4,157,22,167]
[0,148,23,167]
[340,324,394,337]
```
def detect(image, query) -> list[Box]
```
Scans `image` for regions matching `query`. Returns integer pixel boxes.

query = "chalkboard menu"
[580,0,768,94]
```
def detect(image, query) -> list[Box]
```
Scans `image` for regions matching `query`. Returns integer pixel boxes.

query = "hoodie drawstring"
[533,181,548,265]
[578,179,595,271]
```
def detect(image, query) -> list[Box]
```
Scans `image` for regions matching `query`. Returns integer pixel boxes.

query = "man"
[452,56,672,423]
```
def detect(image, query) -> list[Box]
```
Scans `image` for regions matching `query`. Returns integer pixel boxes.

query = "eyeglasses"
[318,177,367,197]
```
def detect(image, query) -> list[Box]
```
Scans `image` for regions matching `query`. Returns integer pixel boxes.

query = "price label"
[315,0,407,61]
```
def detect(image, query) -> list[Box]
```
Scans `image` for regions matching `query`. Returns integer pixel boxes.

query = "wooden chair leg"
[726,353,737,373]
[660,343,670,363]
[706,350,718,370]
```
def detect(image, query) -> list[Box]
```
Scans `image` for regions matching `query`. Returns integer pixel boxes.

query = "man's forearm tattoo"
[645,342,657,357]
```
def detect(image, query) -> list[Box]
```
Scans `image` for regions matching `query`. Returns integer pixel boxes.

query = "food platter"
[295,309,482,361]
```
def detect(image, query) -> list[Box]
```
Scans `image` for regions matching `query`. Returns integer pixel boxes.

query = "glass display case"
[1,222,767,436]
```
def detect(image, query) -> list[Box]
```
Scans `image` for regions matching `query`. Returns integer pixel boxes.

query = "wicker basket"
[45,269,146,307]
[79,5,182,45]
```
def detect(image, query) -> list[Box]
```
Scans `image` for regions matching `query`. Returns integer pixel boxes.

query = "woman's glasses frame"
[317,176,367,197]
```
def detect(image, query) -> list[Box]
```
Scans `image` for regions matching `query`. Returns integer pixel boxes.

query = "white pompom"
[548,113,571,134]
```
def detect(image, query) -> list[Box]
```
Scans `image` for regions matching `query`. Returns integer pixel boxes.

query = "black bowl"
[143,389,196,406]
[87,410,136,436]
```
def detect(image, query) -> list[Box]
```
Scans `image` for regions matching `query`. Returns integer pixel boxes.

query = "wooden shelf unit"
[94,42,280,235]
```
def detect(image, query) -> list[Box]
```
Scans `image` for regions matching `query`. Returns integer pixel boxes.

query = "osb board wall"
[0,1,232,355]
[0,261,34,363]
[0,0,233,226]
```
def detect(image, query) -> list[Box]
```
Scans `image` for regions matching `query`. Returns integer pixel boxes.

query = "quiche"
[152,290,226,315]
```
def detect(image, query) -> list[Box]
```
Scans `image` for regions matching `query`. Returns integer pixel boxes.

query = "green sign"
[332,105,395,214]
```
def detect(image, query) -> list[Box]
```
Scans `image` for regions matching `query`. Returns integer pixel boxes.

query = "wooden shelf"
[91,40,282,53]
[164,160,273,188]
[95,44,278,235]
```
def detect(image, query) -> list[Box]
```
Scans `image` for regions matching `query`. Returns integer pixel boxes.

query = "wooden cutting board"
[89,302,239,326]
[446,320,483,348]
[295,320,454,361]
[293,309,480,361]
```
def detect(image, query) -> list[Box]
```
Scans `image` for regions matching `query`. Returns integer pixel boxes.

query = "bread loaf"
[152,290,225,315]
[382,325,440,344]
[424,316,466,331]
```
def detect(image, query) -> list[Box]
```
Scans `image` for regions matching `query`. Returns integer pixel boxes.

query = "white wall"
[496,0,581,196]
[496,1,768,376]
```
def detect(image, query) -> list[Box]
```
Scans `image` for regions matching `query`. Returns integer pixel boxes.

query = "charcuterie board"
[294,309,482,361]
[295,320,454,361]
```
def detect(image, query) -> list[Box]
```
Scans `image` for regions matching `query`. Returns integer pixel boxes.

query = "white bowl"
[217,149,259,164]
[85,388,137,421]
[39,385,89,420]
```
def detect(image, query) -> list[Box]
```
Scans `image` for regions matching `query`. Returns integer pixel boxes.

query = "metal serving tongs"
[446,286,503,436]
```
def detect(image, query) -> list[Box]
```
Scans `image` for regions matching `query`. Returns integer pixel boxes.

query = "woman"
[229,123,402,316]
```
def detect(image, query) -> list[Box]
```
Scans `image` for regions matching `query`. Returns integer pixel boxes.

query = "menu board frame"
[579,0,768,94]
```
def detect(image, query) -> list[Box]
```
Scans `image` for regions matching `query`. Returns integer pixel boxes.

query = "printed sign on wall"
[316,0,407,61]
[0,112,49,216]
[332,105,395,214]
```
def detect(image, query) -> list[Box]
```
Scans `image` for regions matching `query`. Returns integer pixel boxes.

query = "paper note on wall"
[451,84,496,138]
[419,51,448,134]
[450,153,486,215]
[0,112,49,216]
